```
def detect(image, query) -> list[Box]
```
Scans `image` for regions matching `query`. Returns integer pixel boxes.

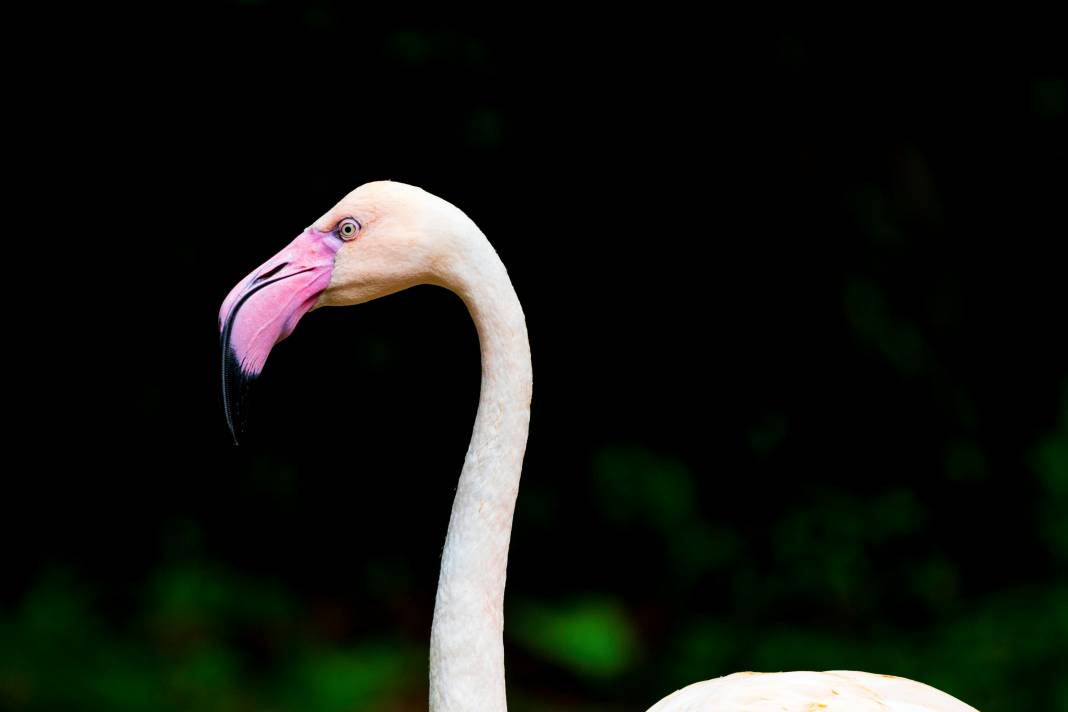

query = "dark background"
[6,6,1067,710]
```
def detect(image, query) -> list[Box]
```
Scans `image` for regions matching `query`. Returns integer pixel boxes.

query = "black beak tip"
[221,343,256,446]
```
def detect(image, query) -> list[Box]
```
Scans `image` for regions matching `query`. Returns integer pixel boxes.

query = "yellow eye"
[338,218,360,240]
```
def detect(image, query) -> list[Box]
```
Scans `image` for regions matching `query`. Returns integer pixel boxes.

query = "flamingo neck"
[429,236,531,712]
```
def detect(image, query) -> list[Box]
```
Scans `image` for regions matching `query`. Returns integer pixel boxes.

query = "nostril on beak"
[252,262,289,284]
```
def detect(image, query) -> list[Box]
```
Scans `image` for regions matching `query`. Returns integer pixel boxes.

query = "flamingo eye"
[337,218,361,240]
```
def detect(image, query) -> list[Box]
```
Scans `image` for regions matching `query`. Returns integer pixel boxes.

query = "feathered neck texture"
[428,226,531,712]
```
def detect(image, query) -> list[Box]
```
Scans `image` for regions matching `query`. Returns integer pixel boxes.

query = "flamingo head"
[219,181,474,442]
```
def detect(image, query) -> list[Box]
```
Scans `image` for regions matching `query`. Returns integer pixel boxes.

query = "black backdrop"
[7,8,1067,711]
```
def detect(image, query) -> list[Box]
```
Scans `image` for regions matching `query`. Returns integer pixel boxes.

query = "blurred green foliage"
[6,419,1065,709]
[7,401,1063,709]
[0,566,421,711]
[844,277,932,376]
[1035,385,1068,561]
[510,598,637,679]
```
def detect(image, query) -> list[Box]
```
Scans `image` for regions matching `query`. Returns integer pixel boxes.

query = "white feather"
[647,671,977,711]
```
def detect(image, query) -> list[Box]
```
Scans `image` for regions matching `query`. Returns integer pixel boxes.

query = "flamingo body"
[648,670,976,711]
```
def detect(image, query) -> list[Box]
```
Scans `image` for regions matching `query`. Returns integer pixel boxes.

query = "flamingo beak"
[219,227,344,443]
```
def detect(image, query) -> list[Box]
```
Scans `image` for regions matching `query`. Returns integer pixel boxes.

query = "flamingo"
[219,181,978,711]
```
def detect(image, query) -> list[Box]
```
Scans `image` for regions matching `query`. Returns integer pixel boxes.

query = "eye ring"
[337,218,361,241]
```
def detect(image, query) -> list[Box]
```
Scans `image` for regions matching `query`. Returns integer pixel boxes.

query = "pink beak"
[219,227,344,442]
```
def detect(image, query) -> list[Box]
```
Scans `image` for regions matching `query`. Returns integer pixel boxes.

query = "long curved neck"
[429,234,531,712]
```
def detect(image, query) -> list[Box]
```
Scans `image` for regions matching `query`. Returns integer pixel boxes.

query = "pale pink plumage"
[220,181,979,712]
[647,670,976,711]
